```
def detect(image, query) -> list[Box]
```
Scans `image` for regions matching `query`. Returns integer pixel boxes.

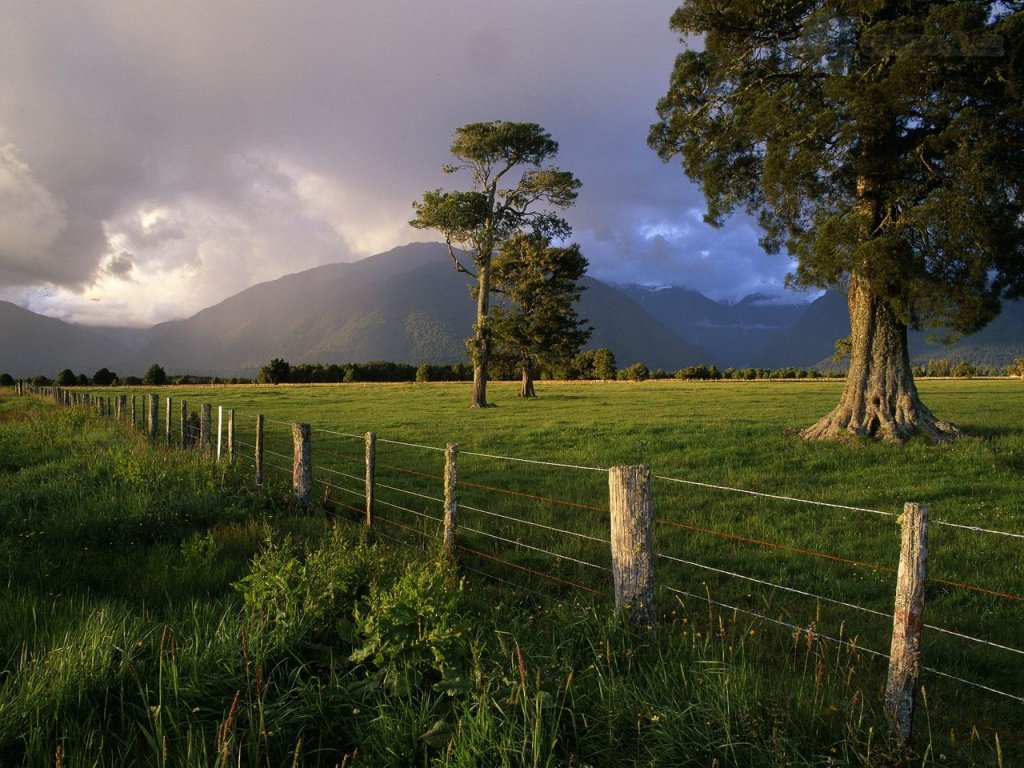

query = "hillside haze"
[3,242,1022,379]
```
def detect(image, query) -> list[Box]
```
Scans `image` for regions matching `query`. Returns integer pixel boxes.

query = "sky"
[0,1,801,327]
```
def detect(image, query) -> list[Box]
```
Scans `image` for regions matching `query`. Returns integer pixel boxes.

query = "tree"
[0,374,13,387]
[411,121,581,407]
[55,369,76,387]
[650,2,1024,442]
[143,364,167,386]
[592,348,618,381]
[92,368,117,386]
[257,358,291,385]
[490,234,591,397]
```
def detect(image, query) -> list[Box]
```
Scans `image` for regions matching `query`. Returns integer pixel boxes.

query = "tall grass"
[2,385,1020,765]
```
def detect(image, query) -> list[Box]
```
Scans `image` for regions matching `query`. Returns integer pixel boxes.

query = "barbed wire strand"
[460,524,610,573]
[458,544,604,596]
[657,552,1024,657]
[922,666,1024,704]
[376,498,443,525]
[312,445,363,464]
[376,437,446,452]
[460,502,609,546]
[461,479,609,514]
[658,518,896,574]
[664,584,891,660]
[314,427,365,441]
[656,552,891,621]
[460,563,571,606]
[664,585,1024,703]
[377,461,442,481]
[655,474,1024,540]
[375,481,445,505]
[377,515,440,542]
[655,474,898,519]
[318,465,365,485]
[459,449,605,473]
[317,478,365,500]
[660,518,1024,604]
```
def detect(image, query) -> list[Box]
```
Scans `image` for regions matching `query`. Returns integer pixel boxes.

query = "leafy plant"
[350,561,471,697]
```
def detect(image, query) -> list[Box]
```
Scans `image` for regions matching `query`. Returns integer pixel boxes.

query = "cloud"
[0,144,69,283]
[0,1,787,327]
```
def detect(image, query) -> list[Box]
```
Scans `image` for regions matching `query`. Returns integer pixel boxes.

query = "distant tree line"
[4,356,1022,391]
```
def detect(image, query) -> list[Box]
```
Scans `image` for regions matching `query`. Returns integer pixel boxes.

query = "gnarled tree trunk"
[801,273,959,443]
[471,260,492,408]
[519,359,536,398]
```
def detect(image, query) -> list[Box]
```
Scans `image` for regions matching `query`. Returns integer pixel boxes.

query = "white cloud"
[0,144,68,281]
[0,1,789,326]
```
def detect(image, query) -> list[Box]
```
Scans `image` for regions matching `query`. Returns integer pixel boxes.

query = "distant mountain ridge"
[2,242,1022,378]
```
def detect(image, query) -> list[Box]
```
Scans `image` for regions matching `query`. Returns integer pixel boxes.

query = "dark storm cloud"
[0,1,790,324]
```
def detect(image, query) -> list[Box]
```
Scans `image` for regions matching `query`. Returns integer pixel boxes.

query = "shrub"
[350,561,471,697]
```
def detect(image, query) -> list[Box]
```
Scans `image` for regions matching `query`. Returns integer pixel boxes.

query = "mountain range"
[2,242,1022,379]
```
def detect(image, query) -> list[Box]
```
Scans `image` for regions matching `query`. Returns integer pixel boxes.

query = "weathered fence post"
[365,432,376,527]
[165,397,172,444]
[147,394,159,440]
[131,395,137,427]
[200,404,212,456]
[609,464,655,629]
[180,401,187,447]
[227,409,236,463]
[292,422,312,508]
[443,443,458,560]
[119,395,127,421]
[885,502,929,743]
[255,414,264,484]
[216,406,223,462]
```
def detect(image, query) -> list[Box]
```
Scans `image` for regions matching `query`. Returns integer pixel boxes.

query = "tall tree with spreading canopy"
[650,1,1024,442]
[490,234,592,397]
[411,121,581,408]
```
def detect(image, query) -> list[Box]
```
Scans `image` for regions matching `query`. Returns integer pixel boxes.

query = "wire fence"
[27,384,1024,712]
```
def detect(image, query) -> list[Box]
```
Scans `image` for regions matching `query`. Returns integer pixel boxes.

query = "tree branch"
[445,239,478,279]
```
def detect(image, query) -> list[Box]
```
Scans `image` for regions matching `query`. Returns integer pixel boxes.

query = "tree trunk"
[471,259,491,408]
[801,273,959,443]
[520,361,536,398]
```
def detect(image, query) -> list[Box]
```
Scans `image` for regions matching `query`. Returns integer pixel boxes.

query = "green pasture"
[96,380,1024,705]
[2,380,1021,765]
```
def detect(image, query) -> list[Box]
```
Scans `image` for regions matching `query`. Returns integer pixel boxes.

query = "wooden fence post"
[365,432,376,527]
[216,406,223,462]
[227,409,236,463]
[200,404,212,455]
[148,394,159,440]
[292,422,312,508]
[443,443,458,560]
[165,398,172,444]
[180,401,187,447]
[117,395,126,421]
[885,502,929,743]
[131,395,137,427]
[255,414,264,484]
[609,464,655,629]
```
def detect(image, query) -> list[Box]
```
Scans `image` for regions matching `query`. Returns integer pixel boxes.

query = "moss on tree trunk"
[801,274,959,443]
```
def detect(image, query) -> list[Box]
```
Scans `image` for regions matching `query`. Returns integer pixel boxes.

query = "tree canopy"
[490,234,591,397]
[411,121,581,407]
[650,0,1024,441]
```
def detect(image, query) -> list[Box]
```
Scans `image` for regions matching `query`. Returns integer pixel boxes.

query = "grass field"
[3,380,1022,766]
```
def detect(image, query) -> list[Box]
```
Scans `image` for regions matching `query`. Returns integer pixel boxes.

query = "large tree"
[650,1,1024,442]
[490,234,592,397]
[411,121,581,408]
